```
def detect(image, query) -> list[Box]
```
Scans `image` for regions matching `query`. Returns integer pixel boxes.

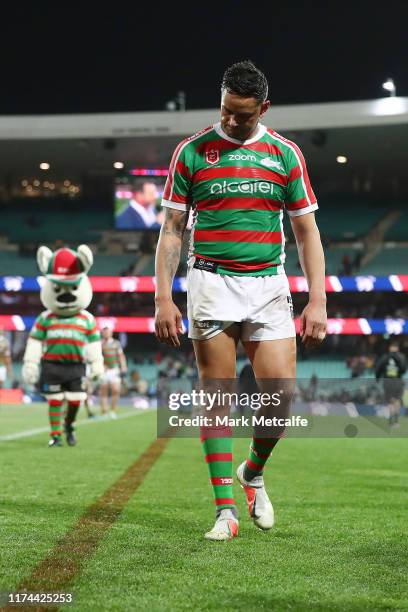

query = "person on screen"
[116,179,160,229]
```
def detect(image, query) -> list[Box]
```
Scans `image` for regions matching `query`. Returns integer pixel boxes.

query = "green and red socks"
[243,437,280,481]
[200,425,237,517]
[49,399,81,440]
[65,400,81,429]
[48,398,63,440]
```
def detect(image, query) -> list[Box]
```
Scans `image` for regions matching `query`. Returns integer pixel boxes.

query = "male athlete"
[99,327,127,419]
[155,60,327,540]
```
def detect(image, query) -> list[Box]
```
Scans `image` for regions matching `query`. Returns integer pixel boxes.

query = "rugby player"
[99,327,127,419]
[155,60,327,540]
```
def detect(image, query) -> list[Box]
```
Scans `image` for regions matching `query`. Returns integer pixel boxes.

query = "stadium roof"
[1,98,407,140]
[0,99,407,192]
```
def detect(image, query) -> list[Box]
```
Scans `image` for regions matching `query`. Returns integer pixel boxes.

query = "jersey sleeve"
[285,144,318,217]
[29,312,47,341]
[161,140,193,211]
[86,314,101,343]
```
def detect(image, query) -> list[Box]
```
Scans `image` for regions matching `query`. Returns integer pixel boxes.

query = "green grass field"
[1,403,408,611]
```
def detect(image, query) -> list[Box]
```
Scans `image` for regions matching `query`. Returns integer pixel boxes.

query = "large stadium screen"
[114,170,167,230]
[114,169,194,230]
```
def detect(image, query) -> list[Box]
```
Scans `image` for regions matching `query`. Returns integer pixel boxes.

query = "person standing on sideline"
[99,327,127,419]
[155,60,327,540]
[376,341,406,428]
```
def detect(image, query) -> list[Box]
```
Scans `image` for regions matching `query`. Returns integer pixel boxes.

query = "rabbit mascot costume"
[22,245,104,446]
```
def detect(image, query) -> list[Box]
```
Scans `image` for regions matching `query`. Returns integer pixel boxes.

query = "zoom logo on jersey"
[228,153,256,162]
[210,180,274,195]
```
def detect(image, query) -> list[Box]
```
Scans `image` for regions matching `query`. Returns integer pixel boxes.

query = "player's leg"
[109,377,121,419]
[45,393,65,447]
[84,377,95,418]
[384,380,402,427]
[193,324,240,540]
[237,336,296,530]
[389,397,401,427]
[235,272,296,530]
[64,391,86,446]
[110,383,120,417]
[242,337,296,473]
[99,379,109,416]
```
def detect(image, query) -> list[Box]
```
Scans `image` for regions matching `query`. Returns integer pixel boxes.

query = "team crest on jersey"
[206,148,220,165]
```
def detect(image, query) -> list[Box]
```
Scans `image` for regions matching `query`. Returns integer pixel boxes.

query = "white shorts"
[101,368,121,385]
[0,365,6,382]
[187,267,296,341]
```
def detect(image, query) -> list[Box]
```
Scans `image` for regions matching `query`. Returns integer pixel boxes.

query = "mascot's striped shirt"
[30,310,100,363]
[162,122,318,276]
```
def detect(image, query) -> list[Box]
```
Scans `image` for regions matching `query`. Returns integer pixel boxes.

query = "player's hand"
[22,362,40,385]
[155,298,184,347]
[300,300,327,348]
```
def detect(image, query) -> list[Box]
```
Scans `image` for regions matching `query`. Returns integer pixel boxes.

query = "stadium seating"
[0,199,112,245]
[285,245,353,275]
[0,196,406,276]
[383,210,408,241]
[359,247,408,275]
[285,202,389,241]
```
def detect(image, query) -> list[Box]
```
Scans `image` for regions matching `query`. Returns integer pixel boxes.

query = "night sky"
[1,2,407,115]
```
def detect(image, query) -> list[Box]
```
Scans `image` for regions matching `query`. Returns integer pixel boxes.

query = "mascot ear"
[37,246,53,274]
[77,244,94,273]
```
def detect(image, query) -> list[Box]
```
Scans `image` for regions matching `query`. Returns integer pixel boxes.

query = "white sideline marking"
[0,409,153,442]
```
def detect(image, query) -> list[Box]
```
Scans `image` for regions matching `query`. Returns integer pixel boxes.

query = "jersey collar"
[213,122,266,145]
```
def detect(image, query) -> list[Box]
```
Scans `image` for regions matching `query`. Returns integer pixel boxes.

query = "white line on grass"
[0,409,154,442]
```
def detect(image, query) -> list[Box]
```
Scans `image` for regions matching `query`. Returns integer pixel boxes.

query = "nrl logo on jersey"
[205,149,220,165]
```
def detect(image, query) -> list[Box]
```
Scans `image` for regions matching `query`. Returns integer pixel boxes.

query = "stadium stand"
[313,203,389,241]
[359,246,408,275]
[383,209,408,241]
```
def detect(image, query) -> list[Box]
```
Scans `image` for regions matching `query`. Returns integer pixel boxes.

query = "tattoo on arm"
[164,245,181,280]
[159,207,188,283]
[162,208,188,237]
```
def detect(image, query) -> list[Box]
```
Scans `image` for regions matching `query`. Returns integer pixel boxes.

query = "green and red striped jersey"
[30,310,100,363]
[102,338,123,369]
[162,122,317,276]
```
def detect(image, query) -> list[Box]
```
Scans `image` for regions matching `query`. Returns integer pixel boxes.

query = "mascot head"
[37,245,94,317]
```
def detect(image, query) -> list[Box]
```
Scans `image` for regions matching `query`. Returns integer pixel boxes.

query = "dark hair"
[221,60,268,103]
[132,178,154,193]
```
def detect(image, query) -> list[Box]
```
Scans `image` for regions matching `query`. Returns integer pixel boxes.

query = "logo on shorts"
[206,148,220,165]
[287,295,294,319]
[45,384,62,392]
[193,320,222,330]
